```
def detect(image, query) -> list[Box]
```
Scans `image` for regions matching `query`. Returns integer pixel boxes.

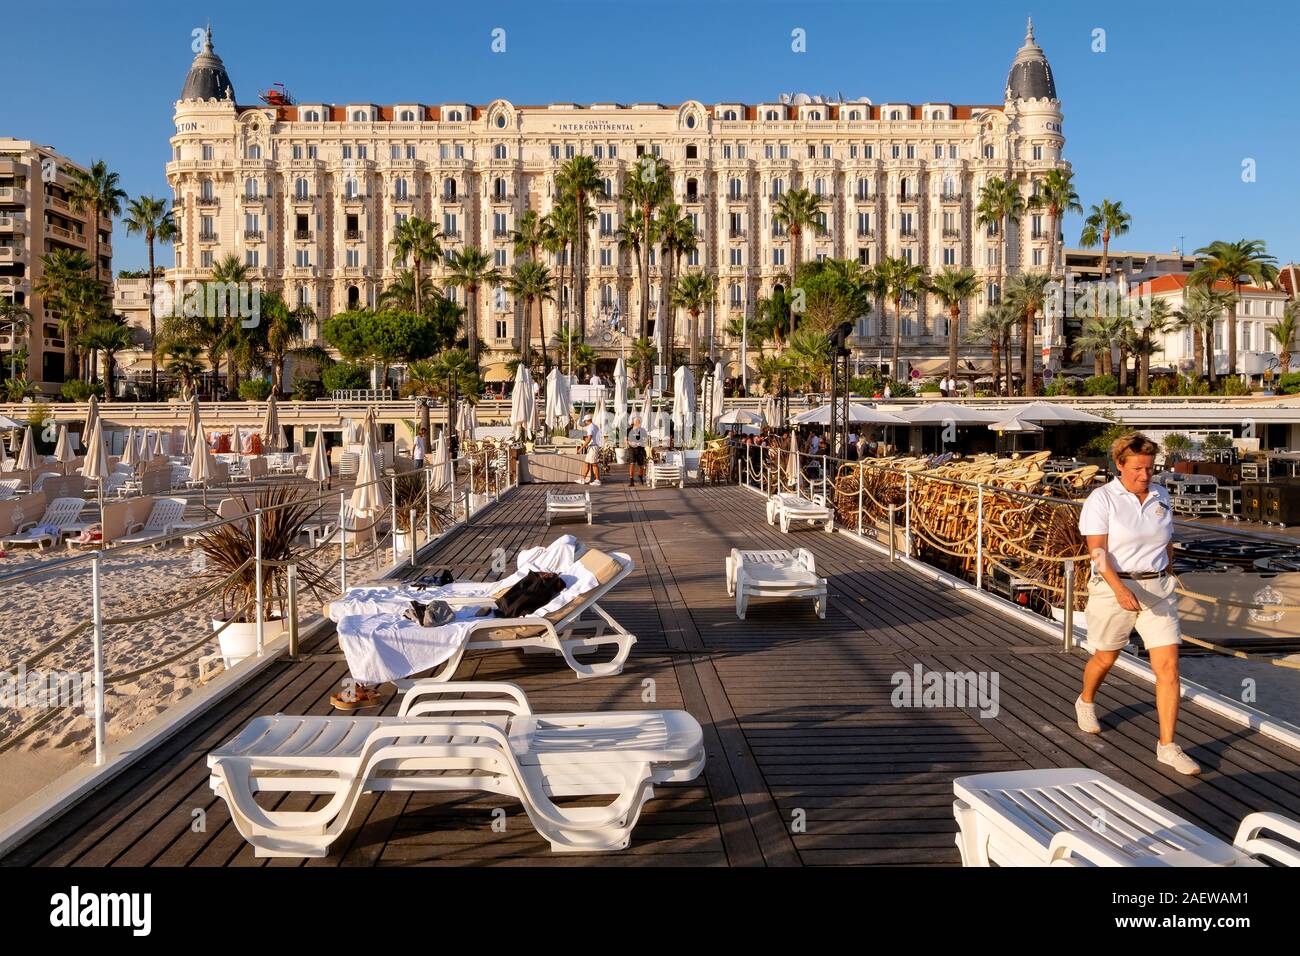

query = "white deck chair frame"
[114,497,190,548]
[647,452,684,489]
[545,490,592,526]
[726,547,827,620]
[384,551,638,683]
[207,681,705,857]
[1,496,89,550]
[954,768,1300,867]
[766,492,834,533]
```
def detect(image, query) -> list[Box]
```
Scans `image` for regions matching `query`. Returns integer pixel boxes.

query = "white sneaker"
[578,477,589,485]
[1075,696,1101,734]
[1156,742,1201,775]
[592,479,601,486]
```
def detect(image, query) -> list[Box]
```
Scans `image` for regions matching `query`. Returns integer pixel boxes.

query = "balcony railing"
[294,229,312,240]
[729,230,746,239]
[899,229,917,238]
[854,193,873,202]
[490,192,514,203]
[727,192,748,202]
[898,193,918,203]
[491,229,510,239]
[942,228,960,238]
[941,192,963,202]
[195,197,219,206]
[244,230,264,240]
[441,193,461,203]
[293,193,314,203]
[856,229,874,238]
[198,232,219,242]
[345,229,363,241]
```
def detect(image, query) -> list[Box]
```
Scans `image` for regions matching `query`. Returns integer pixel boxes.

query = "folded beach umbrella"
[613,357,628,445]
[183,394,199,456]
[430,431,451,493]
[306,426,330,487]
[763,395,783,429]
[15,425,37,472]
[82,395,99,448]
[672,365,695,447]
[121,426,139,469]
[83,416,111,528]
[54,423,75,474]
[544,367,572,432]
[510,364,535,440]
[350,426,387,520]
[152,429,167,459]
[710,361,725,431]
[262,394,285,451]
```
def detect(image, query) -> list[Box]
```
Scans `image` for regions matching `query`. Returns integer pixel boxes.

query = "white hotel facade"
[167,22,1068,380]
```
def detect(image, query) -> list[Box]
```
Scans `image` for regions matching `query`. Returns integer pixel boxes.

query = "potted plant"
[197,486,321,667]
[391,471,451,554]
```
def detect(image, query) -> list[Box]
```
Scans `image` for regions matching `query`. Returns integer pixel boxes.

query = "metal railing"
[0,448,520,770]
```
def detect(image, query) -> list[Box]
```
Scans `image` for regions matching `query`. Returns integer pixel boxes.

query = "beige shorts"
[585,446,600,464]
[1084,573,1182,653]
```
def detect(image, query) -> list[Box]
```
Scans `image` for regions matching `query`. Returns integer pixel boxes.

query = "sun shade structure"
[988,414,1045,433]
[262,394,285,451]
[763,395,783,429]
[15,426,37,471]
[350,427,387,516]
[82,396,99,449]
[183,394,199,456]
[456,401,477,442]
[791,404,908,426]
[710,361,725,431]
[510,364,536,439]
[895,402,1003,425]
[306,426,330,486]
[1002,400,1112,424]
[544,367,572,433]
[430,431,451,492]
[672,365,696,447]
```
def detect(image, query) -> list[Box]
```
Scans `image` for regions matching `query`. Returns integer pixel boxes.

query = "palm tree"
[209,253,249,394]
[975,176,1024,332]
[967,303,1019,396]
[388,216,443,315]
[771,188,826,339]
[0,297,32,383]
[1079,199,1132,284]
[404,349,480,402]
[505,260,555,368]
[511,210,546,262]
[1174,286,1230,385]
[79,317,133,400]
[161,342,204,399]
[1006,271,1052,396]
[1093,314,1131,388]
[616,207,647,335]
[1072,316,1113,378]
[33,248,94,378]
[571,343,597,379]
[877,257,928,380]
[442,246,501,364]
[555,155,605,343]
[123,195,175,396]
[671,271,716,368]
[657,202,697,354]
[928,267,981,383]
[1191,239,1279,376]
[67,160,126,286]
[379,269,434,313]
[256,291,314,396]
[1269,301,1299,376]
[1027,169,1080,280]
[1134,298,1174,395]
[631,336,657,389]
[620,156,672,339]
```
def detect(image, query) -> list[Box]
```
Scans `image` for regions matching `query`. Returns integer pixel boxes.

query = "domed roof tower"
[1005,18,1056,101]
[181,25,235,102]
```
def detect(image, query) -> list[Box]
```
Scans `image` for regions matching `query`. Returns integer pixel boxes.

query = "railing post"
[888,505,896,563]
[424,464,432,539]
[390,475,399,567]
[976,485,984,591]
[90,551,106,766]
[468,455,476,521]
[286,563,299,658]
[254,508,264,656]
[449,454,458,522]
[857,465,864,536]
[822,455,827,502]
[409,508,418,566]
[339,492,347,596]
[1062,560,1075,652]
[904,473,912,556]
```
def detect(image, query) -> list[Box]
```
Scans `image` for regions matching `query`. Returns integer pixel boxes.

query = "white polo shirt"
[1078,478,1174,573]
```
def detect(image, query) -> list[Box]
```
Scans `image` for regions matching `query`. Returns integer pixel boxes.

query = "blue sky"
[5,0,1296,271]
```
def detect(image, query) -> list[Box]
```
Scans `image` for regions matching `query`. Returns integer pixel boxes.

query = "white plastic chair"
[207,681,705,858]
[115,497,190,548]
[953,768,1300,867]
[545,491,592,526]
[766,492,834,533]
[647,451,684,489]
[726,547,827,620]
[1,496,89,550]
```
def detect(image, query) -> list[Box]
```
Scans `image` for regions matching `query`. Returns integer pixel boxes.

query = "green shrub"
[321,362,370,394]
[1202,432,1233,450]
[1217,376,1251,396]
[238,379,273,401]
[1080,421,1130,458]
[1162,432,1193,454]
[1083,374,1117,396]
[1045,377,1081,396]
[1277,371,1300,395]
[292,379,324,401]
[59,379,104,402]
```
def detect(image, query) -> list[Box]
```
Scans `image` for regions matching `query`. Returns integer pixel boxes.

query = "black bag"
[413,568,455,589]
[404,599,455,627]
[495,570,566,618]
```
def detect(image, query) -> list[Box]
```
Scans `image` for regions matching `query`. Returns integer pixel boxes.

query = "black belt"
[1116,571,1168,580]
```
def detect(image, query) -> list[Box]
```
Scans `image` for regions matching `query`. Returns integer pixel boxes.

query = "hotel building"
[0,139,113,393]
[167,22,1067,381]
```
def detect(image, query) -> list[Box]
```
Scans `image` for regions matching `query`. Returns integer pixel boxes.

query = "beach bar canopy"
[791,404,907,427]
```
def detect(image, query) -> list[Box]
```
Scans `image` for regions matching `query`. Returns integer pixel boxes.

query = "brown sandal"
[330,683,382,711]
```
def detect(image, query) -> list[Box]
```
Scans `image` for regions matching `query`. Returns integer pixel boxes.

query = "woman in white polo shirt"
[1075,432,1199,774]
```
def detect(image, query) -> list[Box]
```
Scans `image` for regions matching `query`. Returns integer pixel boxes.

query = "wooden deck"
[6,482,1300,867]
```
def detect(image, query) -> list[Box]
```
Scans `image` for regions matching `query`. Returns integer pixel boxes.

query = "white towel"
[336,608,484,684]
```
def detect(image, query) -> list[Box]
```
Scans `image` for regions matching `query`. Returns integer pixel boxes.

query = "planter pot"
[615,448,627,464]
[394,530,414,555]
[469,492,490,513]
[212,616,286,668]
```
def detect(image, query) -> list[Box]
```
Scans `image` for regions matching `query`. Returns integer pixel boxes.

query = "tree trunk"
[1023,307,1036,396]
[1094,351,1103,377]
[948,304,960,382]
[991,333,1001,396]
[688,310,700,368]
[539,295,548,371]
[789,226,800,341]
[890,295,902,381]
[413,256,423,316]
[467,282,479,363]
[640,202,651,340]
[1192,326,1204,380]
[1138,333,1150,394]
[575,194,587,344]
[1003,326,1013,394]
[1227,284,1240,377]
[147,237,158,398]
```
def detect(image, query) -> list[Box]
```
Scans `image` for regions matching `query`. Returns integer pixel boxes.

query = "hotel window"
[593,145,603,159]
[906,145,915,159]
[686,144,698,159]
[342,145,353,160]
[686,249,700,267]
[729,212,742,234]
[245,212,259,233]
[778,145,789,159]
[394,178,408,200]
[550,144,560,160]
[688,212,699,231]
[822,145,832,159]
[730,248,743,266]
[357,145,367,159]
[494,249,507,267]
[764,145,774,159]
[737,145,746,159]
[447,109,463,121]
[899,212,913,235]
[454,145,465,159]
[202,145,214,160]
[443,213,457,235]
[986,281,1000,305]
[298,287,310,308]
[773,248,785,266]
[494,144,507,160]
[857,212,871,235]
[346,249,360,268]
[864,145,873,159]
[943,247,957,265]
[599,211,613,235]
[295,249,310,267]
[406,145,416,159]
[934,145,943,159]
[766,110,779,120]
[730,283,742,307]
[857,247,870,265]
[602,178,612,198]
[1032,145,1043,161]
[394,212,407,228]
[247,144,261,160]
[493,211,507,235]
[651,144,662,157]
[949,145,958,159]
[983,144,995,159]
[849,145,858,159]
[723,110,738,121]
[344,177,359,199]
[302,110,320,122]
[307,145,317,159]
[494,288,507,311]
[200,179,214,200]
[292,145,302,160]
[295,178,308,199]
[729,178,742,199]
[815,178,826,196]
[565,145,576,159]
[648,248,656,266]
[493,177,507,200]
[495,318,508,339]
[400,110,415,121]
[245,249,259,267]
[201,250,213,268]
[942,211,957,232]
[772,177,785,199]
[600,248,613,267]
[443,178,456,200]
[390,145,401,159]
[722,145,732,159]
[609,144,617,158]
[200,215,214,236]
[1032,248,1043,266]
[352,110,368,122]
[244,177,259,199]
[891,145,900,159]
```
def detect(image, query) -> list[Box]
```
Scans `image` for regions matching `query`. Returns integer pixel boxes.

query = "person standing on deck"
[1075,432,1199,774]
[578,413,602,486]
[625,415,649,486]
[412,426,428,470]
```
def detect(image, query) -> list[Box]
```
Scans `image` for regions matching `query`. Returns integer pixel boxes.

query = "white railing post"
[390,475,399,567]
[424,464,432,539]
[254,509,264,656]
[338,492,347,596]
[468,455,476,521]
[904,473,912,556]
[857,465,863,536]
[90,552,106,766]
[822,455,827,502]
[286,563,299,658]
[449,456,457,522]
[976,484,984,591]
[1062,561,1075,651]
[409,508,418,567]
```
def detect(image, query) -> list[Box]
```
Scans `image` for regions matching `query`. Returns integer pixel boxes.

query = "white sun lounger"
[766,492,834,533]
[207,681,705,857]
[954,768,1300,867]
[546,490,592,526]
[647,452,684,489]
[114,496,190,548]
[1,496,89,550]
[726,548,827,620]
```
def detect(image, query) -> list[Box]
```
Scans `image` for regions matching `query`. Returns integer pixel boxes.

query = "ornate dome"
[181,26,235,102]
[1005,18,1056,101]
